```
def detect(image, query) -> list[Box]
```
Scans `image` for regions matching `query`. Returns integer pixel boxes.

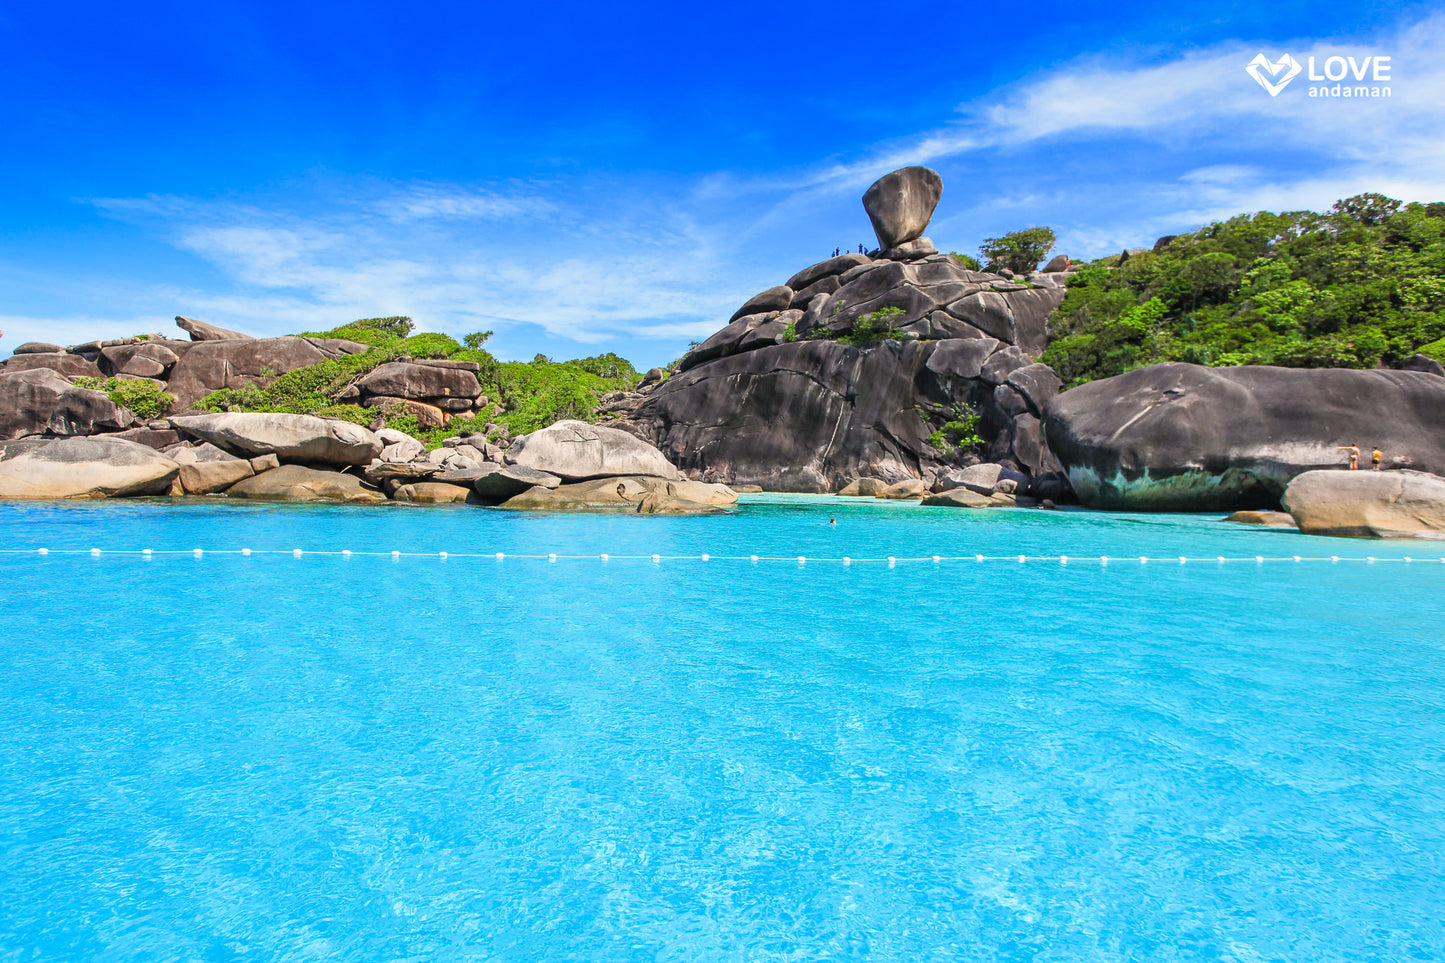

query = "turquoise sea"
[1,495,1442,961]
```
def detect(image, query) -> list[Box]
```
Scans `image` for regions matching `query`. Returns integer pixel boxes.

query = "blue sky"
[2,1,1442,368]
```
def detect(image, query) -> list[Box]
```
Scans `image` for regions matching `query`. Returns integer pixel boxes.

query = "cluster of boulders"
[610,166,1078,495]
[0,315,499,428]
[0,411,735,514]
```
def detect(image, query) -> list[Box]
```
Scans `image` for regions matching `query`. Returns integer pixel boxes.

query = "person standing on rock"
[1372,447,1383,470]
[1339,444,1360,470]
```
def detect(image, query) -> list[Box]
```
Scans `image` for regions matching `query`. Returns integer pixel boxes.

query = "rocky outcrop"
[170,412,383,466]
[1282,469,1445,538]
[0,437,180,499]
[0,352,103,379]
[99,341,187,379]
[506,419,680,481]
[391,481,475,504]
[862,166,943,251]
[499,476,734,514]
[620,332,1062,492]
[471,465,563,502]
[0,369,135,441]
[335,359,485,417]
[163,337,345,409]
[1044,363,1445,511]
[225,465,386,503]
[175,316,254,342]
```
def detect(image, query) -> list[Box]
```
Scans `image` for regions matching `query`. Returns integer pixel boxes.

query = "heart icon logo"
[1246,53,1302,96]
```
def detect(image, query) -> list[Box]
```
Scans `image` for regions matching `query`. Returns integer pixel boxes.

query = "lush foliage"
[979,228,1056,275]
[950,251,982,271]
[926,403,983,453]
[1040,196,1445,386]
[199,317,639,443]
[74,377,175,420]
[809,306,908,347]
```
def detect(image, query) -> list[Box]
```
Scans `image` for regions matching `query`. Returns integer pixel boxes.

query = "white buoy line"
[2,548,1442,565]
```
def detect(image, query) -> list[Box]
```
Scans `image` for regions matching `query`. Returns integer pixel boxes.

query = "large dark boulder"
[0,368,134,441]
[349,361,482,401]
[1044,363,1445,510]
[99,341,182,379]
[623,337,1048,491]
[164,337,335,409]
[862,166,943,250]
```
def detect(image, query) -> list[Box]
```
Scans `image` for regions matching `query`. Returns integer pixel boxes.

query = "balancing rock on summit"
[862,166,943,251]
[176,315,255,342]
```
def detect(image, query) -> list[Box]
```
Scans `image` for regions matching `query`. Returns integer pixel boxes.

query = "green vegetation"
[1040,195,1445,386]
[949,251,982,271]
[199,316,641,445]
[800,306,910,347]
[980,228,1056,275]
[782,318,798,343]
[74,377,175,420]
[926,403,983,453]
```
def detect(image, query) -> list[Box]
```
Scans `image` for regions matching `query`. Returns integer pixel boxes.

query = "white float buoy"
[495,552,504,560]
[36,548,47,555]
[548,553,557,561]
[1293,556,1301,562]
[797,556,806,564]
[391,550,400,558]
[90,548,100,556]
[843,557,851,565]
[975,554,984,562]
[193,548,203,557]
[292,549,302,558]
[932,555,940,563]
[142,548,153,556]
[1140,556,1149,564]
[1060,556,1068,565]
[1179,556,1187,564]
[1255,556,1264,564]
[651,554,660,562]
[342,549,352,557]
[242,548,251,556]
[701,554,709,561]
[750,555,758,562]
[1017,555,1026,563]
[439,551,448,559]
[600,553,609,561]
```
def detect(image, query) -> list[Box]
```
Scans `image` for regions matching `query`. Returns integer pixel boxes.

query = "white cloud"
[9,13,1445,361]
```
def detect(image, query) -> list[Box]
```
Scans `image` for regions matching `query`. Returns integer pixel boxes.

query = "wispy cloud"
[7,13,1445,363]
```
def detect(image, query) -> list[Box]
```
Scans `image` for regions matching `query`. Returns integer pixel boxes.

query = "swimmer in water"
[829,518,836,525]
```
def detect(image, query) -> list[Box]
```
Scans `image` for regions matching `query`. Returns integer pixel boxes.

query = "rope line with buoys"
[2,549,1442,565]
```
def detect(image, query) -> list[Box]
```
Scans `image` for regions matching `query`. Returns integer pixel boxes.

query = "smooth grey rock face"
[1045,363,1445,511]
[505,420,679,482]
[175,315,255,342]
[622,338,1044,492]
[0,368,133,441]
[352,361,482,401]
[164,337,334,409]
[0,436,179,499]
[862,166,943,250]
[226,465,385,502]
[12,343,64,355]
[1283,469,1445,538]
[171,412,383,466]
[1042,254,1071,273]
[729,286,794,323]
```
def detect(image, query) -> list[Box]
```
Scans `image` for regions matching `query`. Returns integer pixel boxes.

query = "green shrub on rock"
[74,377,176,420]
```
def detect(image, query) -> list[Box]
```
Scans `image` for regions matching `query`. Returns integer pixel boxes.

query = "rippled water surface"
[1,496,1443,961]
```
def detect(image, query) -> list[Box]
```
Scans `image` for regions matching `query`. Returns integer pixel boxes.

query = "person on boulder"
[1372,447,1383,470]
[1339,445,1360,470]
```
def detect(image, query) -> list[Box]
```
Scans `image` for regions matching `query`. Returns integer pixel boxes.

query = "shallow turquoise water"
[1,496,1443,961]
